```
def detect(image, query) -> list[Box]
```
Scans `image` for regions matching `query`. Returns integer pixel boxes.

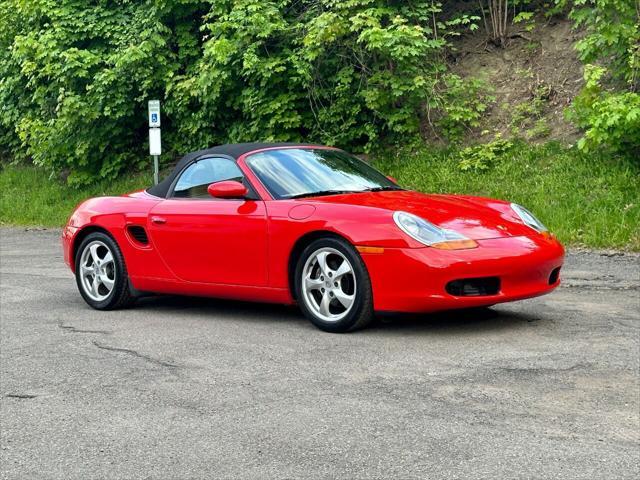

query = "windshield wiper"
[287,190,357,199]
[362,186,404,192]
[287,185,403,199]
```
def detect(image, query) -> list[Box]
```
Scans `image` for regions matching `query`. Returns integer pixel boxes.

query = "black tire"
[74,232,135,310]
[295,237,374,333]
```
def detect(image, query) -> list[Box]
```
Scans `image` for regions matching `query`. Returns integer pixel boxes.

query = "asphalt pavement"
[1,227,638,479]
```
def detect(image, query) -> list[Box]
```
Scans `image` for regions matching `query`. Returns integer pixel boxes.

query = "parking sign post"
[148,100,161,185]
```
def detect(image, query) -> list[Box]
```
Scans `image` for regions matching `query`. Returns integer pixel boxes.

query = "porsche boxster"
[62,143,564,332]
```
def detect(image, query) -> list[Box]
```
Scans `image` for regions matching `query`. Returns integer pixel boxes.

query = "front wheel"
[295,237,374,333]
[75,232,134,310]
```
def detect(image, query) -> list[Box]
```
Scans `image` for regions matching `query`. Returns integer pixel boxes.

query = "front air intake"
[127,226,148,245]
[446,277,501,297]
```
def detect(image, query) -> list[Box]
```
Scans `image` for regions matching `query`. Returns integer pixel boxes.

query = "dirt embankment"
[450,15,584,143]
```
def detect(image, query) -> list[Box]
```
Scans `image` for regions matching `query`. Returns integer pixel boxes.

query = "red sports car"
[62,143,564,332]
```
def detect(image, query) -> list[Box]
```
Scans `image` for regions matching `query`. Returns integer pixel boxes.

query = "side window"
[172,157,244,198]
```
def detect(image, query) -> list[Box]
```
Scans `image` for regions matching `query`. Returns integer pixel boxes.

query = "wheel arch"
[287,230,353,301]
[72,225,117,269]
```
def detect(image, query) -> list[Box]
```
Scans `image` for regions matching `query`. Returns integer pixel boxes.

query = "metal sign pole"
[148,100,162,185]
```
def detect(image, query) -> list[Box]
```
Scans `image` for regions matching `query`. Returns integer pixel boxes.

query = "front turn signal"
[430,239,479,250]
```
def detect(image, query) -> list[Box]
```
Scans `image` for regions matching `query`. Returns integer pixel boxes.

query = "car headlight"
[510,203,548,233]
[393,211,477,250]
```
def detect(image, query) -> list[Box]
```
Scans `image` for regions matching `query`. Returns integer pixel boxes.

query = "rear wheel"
[75,232,134,310]
[295,237,373,333]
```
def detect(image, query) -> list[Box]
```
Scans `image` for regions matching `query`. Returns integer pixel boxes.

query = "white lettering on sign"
[148,100,161,128]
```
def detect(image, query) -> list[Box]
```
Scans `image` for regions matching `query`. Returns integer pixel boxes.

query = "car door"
[147,156,268,286]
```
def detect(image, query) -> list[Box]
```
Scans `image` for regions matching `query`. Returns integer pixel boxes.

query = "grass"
[1,141,638,250]
[374,141,640,250]
[0,167,149,227]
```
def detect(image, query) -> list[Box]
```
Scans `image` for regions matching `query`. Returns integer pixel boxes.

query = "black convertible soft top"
[146,142,322,198]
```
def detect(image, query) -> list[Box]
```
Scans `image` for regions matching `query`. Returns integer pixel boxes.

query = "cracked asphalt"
[1,227,639,479]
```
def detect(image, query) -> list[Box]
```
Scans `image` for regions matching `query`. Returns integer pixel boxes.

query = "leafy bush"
[513,11,536,33]
[170,1,481,150]
[0,0,199,185]
[569,66,640,156]
[436,75,494,142]
[0,0,480,185]
[510,82,552,139]
[457,137,514,171]
[561,0,639,88]
[560,0,639,157]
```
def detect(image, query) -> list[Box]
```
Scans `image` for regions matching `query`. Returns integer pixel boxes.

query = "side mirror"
[207,180,248,199]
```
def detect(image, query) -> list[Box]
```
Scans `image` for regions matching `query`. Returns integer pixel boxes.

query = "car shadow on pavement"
[133,294,539,335]
[134,294,305,322]
[370,307,542,335]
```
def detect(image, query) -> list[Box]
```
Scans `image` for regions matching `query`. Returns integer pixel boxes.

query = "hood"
[309,190,531,240]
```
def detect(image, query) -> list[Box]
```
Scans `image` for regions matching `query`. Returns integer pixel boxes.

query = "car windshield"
[245,148,401,200]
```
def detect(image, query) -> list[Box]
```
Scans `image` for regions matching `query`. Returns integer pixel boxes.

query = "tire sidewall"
[75,232,126,310]
[295,237,371,333]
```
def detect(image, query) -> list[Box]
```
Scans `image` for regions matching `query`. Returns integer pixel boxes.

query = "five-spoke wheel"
[296,237,373,332]
[75,232,134,310]
[301,247,356,322]
[79,240,116,301]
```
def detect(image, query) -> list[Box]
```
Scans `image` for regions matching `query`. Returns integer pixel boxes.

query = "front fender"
[264,201,418,290]
[62,196,169,285]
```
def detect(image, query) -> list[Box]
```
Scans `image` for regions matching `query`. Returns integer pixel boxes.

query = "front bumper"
[361,235,564,313]
[61,225,78,270]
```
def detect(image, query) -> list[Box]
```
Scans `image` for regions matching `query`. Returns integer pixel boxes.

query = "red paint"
[207,180,248,199]
[288,204,316,220]
[148,198,268,286]
[62,145,564,312]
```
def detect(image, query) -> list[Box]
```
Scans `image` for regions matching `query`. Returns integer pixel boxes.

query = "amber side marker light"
[431,239,479,250]
[356,246,385,254]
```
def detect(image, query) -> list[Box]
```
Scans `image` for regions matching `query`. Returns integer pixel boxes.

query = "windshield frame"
[243,147,401,200]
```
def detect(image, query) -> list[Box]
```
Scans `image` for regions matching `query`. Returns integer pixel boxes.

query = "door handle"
[151,216,167,225]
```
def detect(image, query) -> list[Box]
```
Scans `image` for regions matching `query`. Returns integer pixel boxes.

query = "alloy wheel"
[78,240,116,302]
[301,247,357,322]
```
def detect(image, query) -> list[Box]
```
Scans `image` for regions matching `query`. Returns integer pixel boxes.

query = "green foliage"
[527,118,552,139]
[171,1,479,150]
[569,65,640,155]
[0,165,149,227]
[375,141,640,249]
[0,0,480,184]
[0,0,205,185]
[457,137,514,171]
[510,82,552,139]
[561,0,639,88]
[436,75,494,141]
[561,0,639,157]
[513,11,536,32]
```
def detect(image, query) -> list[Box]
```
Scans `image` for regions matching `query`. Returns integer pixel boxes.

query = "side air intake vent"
[446,277,501,297]
[127,226,148,245]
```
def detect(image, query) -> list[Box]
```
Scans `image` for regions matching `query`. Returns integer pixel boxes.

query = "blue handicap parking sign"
[151,113,158,123]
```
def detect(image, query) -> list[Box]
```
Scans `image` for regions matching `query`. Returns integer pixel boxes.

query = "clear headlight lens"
[393,211,477,250]
[510,203,548,233]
